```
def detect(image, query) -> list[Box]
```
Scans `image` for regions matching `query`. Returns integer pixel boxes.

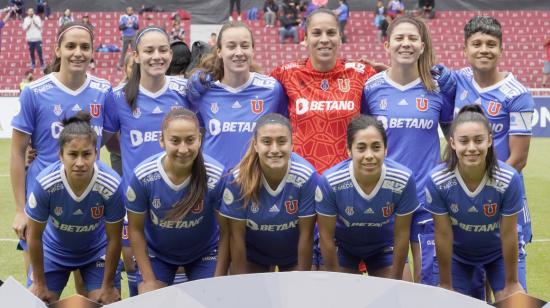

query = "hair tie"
[135,27,167,47]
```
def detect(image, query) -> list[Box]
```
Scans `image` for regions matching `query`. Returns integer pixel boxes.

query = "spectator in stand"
[117,6,139,70]
[8,0,24,20]
[279,11,300,44]
[419,0,435,19]
[374,0,385,28]
[333,0,349,44]
[0,10,10,52]
[35,0,50,20]
[58,9,73,27]
[378,14,391,43]
[228,0,242,21]
[281,0,299,17]
[263,0,278,28]
[19,69,33,92]
[387,0,404,18]
[169,20,185,43]
[22,8,45,70]
[208,32,217,47]
[543,38,550,87]
[81,14,96,70]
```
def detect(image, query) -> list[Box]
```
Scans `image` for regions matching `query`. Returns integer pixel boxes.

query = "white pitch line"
[0,238,19,242]
[0,174,9,177]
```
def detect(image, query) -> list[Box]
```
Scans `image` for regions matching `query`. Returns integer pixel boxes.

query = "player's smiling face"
[60,137,96,183]
[134,31,172,78]
[305,12,341,71]
[385,22,424,67]
[218,27,253,76]
[254,124,292,173]
[464,32,502,73]
[55,28,93,74]
[450,121,492,171]
[160,117,202,172]
[348,126,386,181]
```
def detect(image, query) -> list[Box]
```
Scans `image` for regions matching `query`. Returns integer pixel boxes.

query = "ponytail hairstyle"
[48,22,95,73]
[194,21,261,81]
[235,113,292,207]
[386,15,437,92]
[443,104,498,179]
[123,26,171,110]
[58,111,97,153]
[162,108,207,221]
[346,115,387,150]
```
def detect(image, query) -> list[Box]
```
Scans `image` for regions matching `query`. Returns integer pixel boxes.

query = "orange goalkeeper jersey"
[272,58,376,173]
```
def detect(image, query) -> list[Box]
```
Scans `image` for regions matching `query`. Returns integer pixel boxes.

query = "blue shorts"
[136,249,217,285]
[410,210,433,242]
[338,246,394,272]
[27,257,121,295]
[452,257,506,299]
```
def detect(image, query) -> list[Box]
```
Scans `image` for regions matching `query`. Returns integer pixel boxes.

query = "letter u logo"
[487,101,501,116]
[284,200,298,215]
[382,203,394,217]
[483,203,497,217]
[250,100,264,114]
[91,206,104,219]
[191,200,204,214]
[416,98,429,112]
[90,104,101,118]
[338,79,350,93]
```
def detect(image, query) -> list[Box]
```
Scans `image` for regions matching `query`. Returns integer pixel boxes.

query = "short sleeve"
[508,92,534,136]
[315,175,337,217]
[11,86,36,135]
[395,175,420,216]
[501,172,523,216]
[361,85,372,115]
[209,169,227,211]
[275,81,289,118]
[439,88,455,124]
[103,90,120,133]
[423,177,448,215]
[298,172,317,218]
[124,173,149,214]
[25,180,50,223]
[104,180,126,223]
[219,178,247,221]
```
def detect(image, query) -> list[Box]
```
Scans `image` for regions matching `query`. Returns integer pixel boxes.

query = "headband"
[57,25,94,45]
[135,27,168,47]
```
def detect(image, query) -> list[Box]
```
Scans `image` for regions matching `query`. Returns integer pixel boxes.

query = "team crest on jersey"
[416,98,429,112]
[191,200,204,214]
[250,99,264,114]
[483,203,497,217]
[450,203,459,214]
[382,202,395,217]
[285,200,298,214]
[152,198,161,209]
[210,102,219,114]
[53,104,63,116]
[320,79,329,91]
[91,205,104,219]
[337,79,350,93]
[379,98,388,110]
[251,202,259,213]
[460,90,468,101]
[54,206,63,216]
[345,206,354,216]
[487,101,502,116]
[132,107,141,119]
[90,104,101,118]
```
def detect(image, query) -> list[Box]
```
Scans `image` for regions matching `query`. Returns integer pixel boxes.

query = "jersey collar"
[261,161,291,197]
[139,76,170,98]
[383,71,421,91]
[454,168,488,198]
[471,72,514,94]
[50,73,91,96]
[305,58,343,74]
[214,72,255,93]
[60,163,98,202]
[157,152,191,191]
[349,161,386,201]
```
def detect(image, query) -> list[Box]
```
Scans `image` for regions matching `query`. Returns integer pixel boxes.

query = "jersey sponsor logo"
[93,183,115,200]
[438,179,458,190]
[90,104,101,118]
[89,81,110,92]
[54,206,63,216]
[126,186,136,202]
[345,206,354,216]
[487,101,502,116]
[151,212,205,229]
[152,198,161,209]
[210,102,219,114]
[344,62,366,73]
[51,217,100,232]
[320,79,329,91]
[246,218,299,231]
[132,107,141,119]
[130,130,161,147]
[483,203,497,217]
[168,82,186,94]
[191,200,204,214]
[339,215,390,228]
[252,78,276,89]
[338,79,350,93]
[450,203,459,214]
[285,200,298,215]
[91,205,104,219]
[382,203,395,217]
[29,193,37,208]
[51,122,103,139]
[449,216,499,232]
[379,98,387,110]
[315,186,323,202]
[223,188,234,205]
[335,181,353,191]
[53,104,62,116]
[208,119,256,136]
[487,178,508,193]
[416,98,428,112]
[382,180,405,194]
[287,174,307,187]
[250,99,264,114]
[295,98,355,115]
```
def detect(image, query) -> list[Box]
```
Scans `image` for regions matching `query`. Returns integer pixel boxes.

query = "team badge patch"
[126,186,136,202]
[315,186,323,203]
[382,202,395,217]
[223,188,234,205]
[379,98,388,110]
[416,98,428,112]
[487,101,502,116]
[337,79,350,93]
[53,104,62,116]
[345,206,354,216]
[285,200,298,214]
[29,193,37,209]
[152,198,161,209]
[320,79,329,91]
[483,203,497,217]
[90,104,101,118]
[54,206,63,216]
[132,107,141,119]
[211,102,219,114]
[191,200,204,214]
[450,203,459,214]
[91,205,104,219]
[250,99,264,114]
[425,188,432,204]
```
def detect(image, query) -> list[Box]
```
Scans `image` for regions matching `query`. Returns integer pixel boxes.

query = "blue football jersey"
[104,76,190,184]
[125,152,225,265]
[193,73,288,169]
[316,158,419,257]
[362,71,454,206]
[11,73,113,193]
[454,68,534,162]
[25,161,125,267]
[425,161,523,264]
[220,153,317,266]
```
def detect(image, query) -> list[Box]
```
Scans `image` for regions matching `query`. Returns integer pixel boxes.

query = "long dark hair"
[162,108,207,221]
[464,16,502,47]
[443,104,498,178]
[123,26,170,110]
[48,22,95,73]
[59,111,97,153]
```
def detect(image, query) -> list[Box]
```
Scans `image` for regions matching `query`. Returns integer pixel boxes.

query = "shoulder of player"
[134,153,163,181]
[457,67,473,78]
[363,71,386,89]
[26,74,55,93]
[203,154,225,182]
[384,159,413,184]
[289,153,315,180]
[37,162,63,190]
[166,76,188,94]
[275,59,308,74]
[87,74,112,92]
[95,162,122,190]
[429,163,455,186]
[250,72,279,90]
[491,161,518,186]
[323,160,352,187]
[499,74,531,101]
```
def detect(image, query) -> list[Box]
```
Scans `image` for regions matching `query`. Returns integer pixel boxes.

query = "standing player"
[425,105,524,300]
[316,115,418,278]
[25,113,124,304]
[125,109,227,294]
[221,114,317,273]
[361,15,454,282]
[453,16,533,290]
[10,21,115,287]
